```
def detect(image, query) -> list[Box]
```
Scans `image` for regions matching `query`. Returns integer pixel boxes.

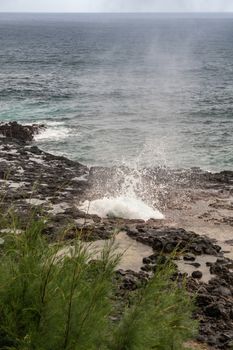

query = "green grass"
[0,215,197,350]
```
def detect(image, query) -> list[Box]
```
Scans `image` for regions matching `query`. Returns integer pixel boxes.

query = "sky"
[0,0,233,13]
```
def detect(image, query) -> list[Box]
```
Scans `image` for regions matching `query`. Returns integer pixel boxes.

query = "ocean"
[0,13,232,171]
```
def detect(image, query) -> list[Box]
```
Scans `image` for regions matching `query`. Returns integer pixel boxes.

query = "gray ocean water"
[0,13,232,171]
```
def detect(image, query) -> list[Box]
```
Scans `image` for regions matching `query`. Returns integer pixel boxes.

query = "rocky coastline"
[0,122,233,349]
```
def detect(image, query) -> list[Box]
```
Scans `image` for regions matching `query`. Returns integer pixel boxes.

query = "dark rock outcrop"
[126,226,222,256]
[187,257,233,349]
[0,121,45,143]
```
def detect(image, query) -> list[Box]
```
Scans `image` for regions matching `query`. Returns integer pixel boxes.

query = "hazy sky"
[1,0,233,13]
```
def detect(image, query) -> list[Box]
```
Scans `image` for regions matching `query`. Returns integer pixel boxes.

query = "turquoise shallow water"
[0,13,232,170]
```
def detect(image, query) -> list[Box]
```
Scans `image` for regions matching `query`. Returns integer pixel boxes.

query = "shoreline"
[0,123,233,349]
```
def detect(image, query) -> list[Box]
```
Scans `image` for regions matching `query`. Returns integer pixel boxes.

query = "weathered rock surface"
[124,224,233,349]
[0,134,89,238]
[187,257,233,349]
[126,226,222,256]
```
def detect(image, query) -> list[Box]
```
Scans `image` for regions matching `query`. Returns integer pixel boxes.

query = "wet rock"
[192,270,203,279]
[120,270,146,291]
[196,293,215,307]
[163,241,177,253]
[0,121,45,142]
[213,287,232,297]
[187,262,201,268]
[116,269,127,276]
[210,264,229,276]
[141,264,154,272]
[29,145,43,155]
[187,255,233,349]
[126,226,222,257]
[142,256,153,264]
[183,253,196,261]
[152,238,164,251]
[204,303,225,318]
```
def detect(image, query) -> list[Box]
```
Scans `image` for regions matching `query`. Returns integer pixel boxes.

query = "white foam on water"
[72,174,89,182]
[79,196,164,221]
[46,121,66,126]
[34,126,69,141]
[22,120,64,127]
[24,119,71,142]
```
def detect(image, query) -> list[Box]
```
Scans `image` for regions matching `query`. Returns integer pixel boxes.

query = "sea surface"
[0,13,232,171]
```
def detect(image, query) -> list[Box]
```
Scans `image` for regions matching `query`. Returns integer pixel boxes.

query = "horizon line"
[1,11,233,14]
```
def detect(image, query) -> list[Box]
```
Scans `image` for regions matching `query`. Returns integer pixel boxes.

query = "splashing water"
[34,121,70,142]
[79,196,164,221]
[79,145,165,221]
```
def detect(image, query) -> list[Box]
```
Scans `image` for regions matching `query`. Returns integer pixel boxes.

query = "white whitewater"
[34,121,69,142]
[79,196,164,221]
[79,143,165,221]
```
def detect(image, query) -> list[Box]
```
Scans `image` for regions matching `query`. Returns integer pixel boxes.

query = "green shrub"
[111,265,196,350]
[0,218,197,350]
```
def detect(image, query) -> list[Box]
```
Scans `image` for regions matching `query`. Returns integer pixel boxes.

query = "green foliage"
[0,218,197,350]
[111,265,197,350]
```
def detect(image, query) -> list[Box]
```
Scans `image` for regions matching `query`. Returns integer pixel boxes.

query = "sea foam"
[79,196,164,221]
[34,125,69,141]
